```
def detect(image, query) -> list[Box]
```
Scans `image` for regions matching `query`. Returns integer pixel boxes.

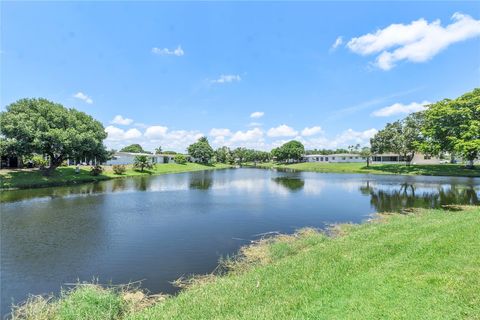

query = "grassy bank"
[12,206,480,319]
[246,162,480,177]
[0,163,232,190]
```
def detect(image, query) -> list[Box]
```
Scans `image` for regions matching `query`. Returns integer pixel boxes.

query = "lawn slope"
[248,162,480,177]
[12,206,480,319]
[0,163,232,190]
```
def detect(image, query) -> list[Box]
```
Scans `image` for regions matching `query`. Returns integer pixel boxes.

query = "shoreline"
[0,163,233,191]
[243,162,480,178]
[9,205,480,319]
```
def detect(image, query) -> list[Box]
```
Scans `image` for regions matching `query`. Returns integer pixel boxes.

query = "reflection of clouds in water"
[302,179,327,195]
[212,178,291,197]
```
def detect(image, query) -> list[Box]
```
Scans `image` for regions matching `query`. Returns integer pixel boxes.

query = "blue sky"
[2,1,480,152]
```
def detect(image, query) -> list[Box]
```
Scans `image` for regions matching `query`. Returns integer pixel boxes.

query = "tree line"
[0,88,478,175]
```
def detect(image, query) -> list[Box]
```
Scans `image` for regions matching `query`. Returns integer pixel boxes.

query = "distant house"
[303,153,444,165]
[105,152,189,165]
[303,153,365,163]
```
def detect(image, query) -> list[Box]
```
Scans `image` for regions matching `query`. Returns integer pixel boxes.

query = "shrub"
[90,165,103,176]
[32,155,48,169]
[112,164,126,175]
[174,154,187,164]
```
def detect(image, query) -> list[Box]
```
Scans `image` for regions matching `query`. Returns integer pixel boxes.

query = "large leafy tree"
[422,88,480,168]
[187,137,214,164]
[0,98,107,174]
[272,140,305,162]
[120,144,147,153]
[370,112,424,164]
[215,146,231,164]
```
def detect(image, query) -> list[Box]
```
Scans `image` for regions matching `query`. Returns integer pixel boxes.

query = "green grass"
[12,206,480,319]
[0,163,232,190]
[247,162,480,177]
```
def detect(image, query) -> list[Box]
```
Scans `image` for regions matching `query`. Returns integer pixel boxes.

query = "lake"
[1,168,479,315]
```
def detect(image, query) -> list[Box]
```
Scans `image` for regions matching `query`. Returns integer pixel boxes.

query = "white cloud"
[230,128,264,142]
[144,125,169,139]
[301,126,323,136]
[73,92,93,104]
[151,46,184,56]
[211,74,241,84]
[347,12,480,70]
[372,101,430,117]
[209,128,232,137]
[267,125,298,138]
[301,128,378,150]
[331,36,343,50]
[111,115,133,125]
[250,111,264,118]
[248,122,263,127]
[105,126,142,141]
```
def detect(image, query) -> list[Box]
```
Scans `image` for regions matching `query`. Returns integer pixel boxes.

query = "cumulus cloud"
[111,115,133,125]
[301,128,378,150]
[331,36,343,50]
[267,125,298,138]
[105,126,142,141]
[347,12,480,70]
[301,126,323,136]
[250,111,264,119]
[151,46,184,56]
[211,74,241,84]
[209,128,232,137]
[231,128,264,142]
[372,101,430,117]
[144,125,169,139]
[73,92,93,104]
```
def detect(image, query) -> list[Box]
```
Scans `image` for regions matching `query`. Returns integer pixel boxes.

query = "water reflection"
[272,177,305,191]
[359,180,479,212]
[1,169,479,315]
[189,172,214,190]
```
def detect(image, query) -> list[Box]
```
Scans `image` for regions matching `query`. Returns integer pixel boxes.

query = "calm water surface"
[1,168,479,315]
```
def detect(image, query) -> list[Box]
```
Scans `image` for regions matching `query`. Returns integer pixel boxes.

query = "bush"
[32,155,48,169]
[112,164,126,175]
[90,165,103,176]
[174,154,187,164]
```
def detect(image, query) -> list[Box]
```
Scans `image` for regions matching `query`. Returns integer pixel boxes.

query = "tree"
[215,146,231,164]
[120,144,146,153]
[187,137,214,164]
[0,98,107,175]
[422,88,480,168]
[360,147,372,167]
[370,112,424,164]
[155,146,162,154]
[272,140,305,162]
[133,155,153,172]
[174,154,187,164]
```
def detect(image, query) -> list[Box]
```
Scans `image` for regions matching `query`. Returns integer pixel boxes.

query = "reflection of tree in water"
[360,181,479,212]
[189,172,213,190]
[111,178,127,192]
[272,177,305,191]
[134,177,148,191]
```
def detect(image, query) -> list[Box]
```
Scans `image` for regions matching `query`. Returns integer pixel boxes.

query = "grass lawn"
[0,163,232,190]
[13,206,480,319]
[247,162,480,177]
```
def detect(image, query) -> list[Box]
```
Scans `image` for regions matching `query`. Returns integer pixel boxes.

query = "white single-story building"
[303,153,365,163]
[105,152,183,165]
[303,153,445,165]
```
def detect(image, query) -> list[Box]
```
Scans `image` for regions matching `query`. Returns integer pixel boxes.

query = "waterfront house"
[105,152,184,165]
[303,153,445,165]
